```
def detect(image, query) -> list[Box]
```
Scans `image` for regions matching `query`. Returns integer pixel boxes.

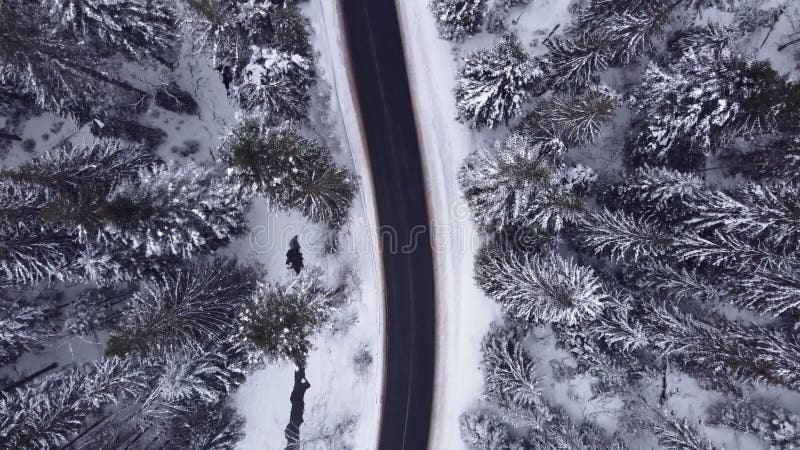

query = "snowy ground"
[232,1,385,448]
[0,1,385,448]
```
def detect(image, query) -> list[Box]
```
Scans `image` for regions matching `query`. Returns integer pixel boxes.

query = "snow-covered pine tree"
[106,258,260,356]
[641,301,800,390]
[0,296,58,366]
[455,33,543,129]
[85,340,250,447]
[721,135,800,182]
[480,324,547,416]
[516,88,615,148]
[220,119,356,228]
[459,411,519,450]
[0,3,147,123]
[2,140,159,198]
[629,50,800,167]
[579,208,672,262]
[686,181,800,252]
[545,0,682,89]
[0,357,149,450]
[241,267,337,365]
[475,243,606,325]
[42,0,178,66]
[235,46,315,120]
[648,411,717,450]
[430,0,487,41]
[708,398,800,448]
[600,167,705,226]
[525,406,629,449]
[0,222,73,286]
[458,133,588,233]
[169,404,245,450]
[98,161,250,261]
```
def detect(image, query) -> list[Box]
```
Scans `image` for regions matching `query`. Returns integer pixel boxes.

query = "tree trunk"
[284,366,312,450]
[1,362,58,391]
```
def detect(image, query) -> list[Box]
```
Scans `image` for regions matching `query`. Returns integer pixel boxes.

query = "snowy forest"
[429,0,800,448]
[0,0,366,449]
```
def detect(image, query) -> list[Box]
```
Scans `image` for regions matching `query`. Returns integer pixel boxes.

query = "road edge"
[317,2,387,449]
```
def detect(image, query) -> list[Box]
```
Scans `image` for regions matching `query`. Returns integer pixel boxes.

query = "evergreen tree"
[455,33,543,129]
[0,3,147,122]
[721,136,800,182]
[235,46,315,120]
[0,357,149,450]
[629,51,800,166]
[106,258,259,356]
[480,324,547,415]
[220,119,356,228]
[687,181,800,252]
[169,404,245,450]
[459,133,587,233]
[708,399,800,448]
[0,296,58,366]
[460,412,519,450]
[98,162,250,260]
[241,267,337,365]
[648,412,717,450]
[86,340,250,447]
[2,140,159,198]
[430,0,487,41]
[579,208,671,262]
[641,301,800,390]
[42,0,178,66]
[516,88,616,148]
[475,243,606,325]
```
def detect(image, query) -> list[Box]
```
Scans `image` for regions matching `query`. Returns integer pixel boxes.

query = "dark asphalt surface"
[339,1,436,449]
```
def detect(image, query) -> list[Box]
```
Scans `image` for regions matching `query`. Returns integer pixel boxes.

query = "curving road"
[339,1,436,449]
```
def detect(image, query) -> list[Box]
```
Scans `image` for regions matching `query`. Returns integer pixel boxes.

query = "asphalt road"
[339,1,436,449]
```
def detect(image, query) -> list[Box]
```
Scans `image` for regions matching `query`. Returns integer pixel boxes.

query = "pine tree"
[607,167,704,218]
[0,3,147,122]
[0,224,82,286]
[0,357,149,450]
[106,258,260,356]
[708,399,800,448]
[169,404,246,450]
[641,301,800,390]
[430,0,487,41]
[220,119,356,228]
[629,51,800,166]
[241,267,337,365]
[458,133,587,233]
[235,46,315,120]
[459,412,519,450]
[475,243,607,325]
[455,33,543,129]
[85,340,250,447]
[516,88,616,148]
[0,296,58,366]
[579,208,672,261]
[649,412,717,450]
[544,0,682,89]
[42,0,178,66]
[480,324,547,415]
[722,136,800,182]
[98,161,250,260]
[687,181,800,252]
[2,140,159,198]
